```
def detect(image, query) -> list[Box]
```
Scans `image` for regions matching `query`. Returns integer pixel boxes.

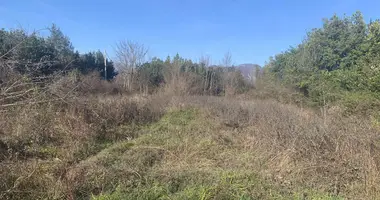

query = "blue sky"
[1,0,380,66]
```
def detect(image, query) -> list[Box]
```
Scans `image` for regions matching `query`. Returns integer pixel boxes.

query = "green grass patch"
[91,170,287,200]
[91,170,342,200]
[75,108,341,200]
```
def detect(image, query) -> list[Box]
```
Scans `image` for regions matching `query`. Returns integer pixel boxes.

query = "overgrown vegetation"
[1,11,380,200]
[266,11,380,114]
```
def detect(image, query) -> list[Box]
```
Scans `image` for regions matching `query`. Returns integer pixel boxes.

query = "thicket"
[0,25,117,80]
[266,11,380,114]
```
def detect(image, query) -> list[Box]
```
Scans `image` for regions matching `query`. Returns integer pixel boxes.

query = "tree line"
[117,49,252,95]
[266,11,380,110]
[1,25,257,96]
[0,24,117,80]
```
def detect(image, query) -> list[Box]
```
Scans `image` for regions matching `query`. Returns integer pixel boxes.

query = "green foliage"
[75,51,118,80]
[46,24,75,63]
[137,57,166,87]
[134,53,250,95]
[0,24,117,79]
[266,11,380,112]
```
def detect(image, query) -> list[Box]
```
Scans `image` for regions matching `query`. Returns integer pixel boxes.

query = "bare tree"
[221,50,232,67]
[199,54,211,68]
[220,51,234,95]
[199,54,212,93]
[247,65,261,88]
[114,40,148,91]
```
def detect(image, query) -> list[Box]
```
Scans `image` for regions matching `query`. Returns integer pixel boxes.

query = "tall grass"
[1,64,379,199]
[0,68,168,199]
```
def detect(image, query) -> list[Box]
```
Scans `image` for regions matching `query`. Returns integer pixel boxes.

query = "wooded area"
[266,11,380,113]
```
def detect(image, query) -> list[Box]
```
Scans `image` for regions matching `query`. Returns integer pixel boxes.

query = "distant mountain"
[205,63,262,81]
[236,63,261,80]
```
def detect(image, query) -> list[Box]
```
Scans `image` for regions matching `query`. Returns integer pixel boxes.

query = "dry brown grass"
[168,96,380,199]
[0,69,169,199]
[1,66,379,199]
[160,73,205,96]
[65,94,380,199]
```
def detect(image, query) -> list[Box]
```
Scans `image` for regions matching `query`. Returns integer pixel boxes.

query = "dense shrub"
[266,11,380,114]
